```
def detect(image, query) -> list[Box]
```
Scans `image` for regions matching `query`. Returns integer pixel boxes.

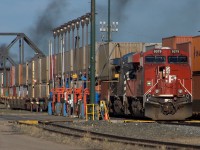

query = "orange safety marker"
[104,113,108,120]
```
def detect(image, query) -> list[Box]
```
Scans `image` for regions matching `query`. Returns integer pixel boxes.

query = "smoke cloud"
[97,0,133,21]
[0,44,8,56]
[112,0,133,21]
[28,0,68,55]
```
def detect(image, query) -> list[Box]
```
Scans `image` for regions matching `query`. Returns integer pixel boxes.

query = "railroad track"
[33,121,200,150]
[157,120,200,127]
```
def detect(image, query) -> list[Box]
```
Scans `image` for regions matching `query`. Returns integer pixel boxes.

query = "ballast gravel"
[54,120,200,145]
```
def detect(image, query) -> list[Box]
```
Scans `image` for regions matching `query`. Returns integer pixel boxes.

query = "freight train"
[108,47,192,120]
[0,40,194,120]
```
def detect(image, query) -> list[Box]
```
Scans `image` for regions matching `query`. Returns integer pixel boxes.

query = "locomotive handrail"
[144,79,160,97]
[143,79,160,105]
[177,79,192,96]
[143,79,192,104]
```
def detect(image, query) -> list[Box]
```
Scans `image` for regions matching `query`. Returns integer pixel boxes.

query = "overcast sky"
[0,0,200,56]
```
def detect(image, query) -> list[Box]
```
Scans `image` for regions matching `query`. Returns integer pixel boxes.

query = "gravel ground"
[1,103,200,149]
[55,120,200,145]
[13,124,143,150]
[0,104,147,150]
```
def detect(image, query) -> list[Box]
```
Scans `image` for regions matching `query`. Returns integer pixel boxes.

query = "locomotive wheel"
[113,99,123,115]
[131,100,143,117]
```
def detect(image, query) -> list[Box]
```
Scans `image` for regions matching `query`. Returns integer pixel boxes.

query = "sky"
[0,0,200,59]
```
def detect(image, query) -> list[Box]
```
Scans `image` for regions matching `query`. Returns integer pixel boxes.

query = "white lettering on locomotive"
[166,66,170,74]
[153,49,162,54]
[171,49,180,54]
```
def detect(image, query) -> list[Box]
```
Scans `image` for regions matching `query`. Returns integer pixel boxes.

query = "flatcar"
[109,47,192,120]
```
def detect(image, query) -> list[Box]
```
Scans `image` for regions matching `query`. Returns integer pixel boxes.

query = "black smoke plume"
[28,0,68,55]
[0,44,8,56]
[111,0,133,21]
[97,0,133,22]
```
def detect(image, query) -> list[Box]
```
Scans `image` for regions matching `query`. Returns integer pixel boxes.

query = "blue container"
[65,78,69,88]
[81,102,84,118]
[62,103,67,117]
[95,92,100,104]
[55,102,61,115]
[81,75,87,89]
[48,101,52,115]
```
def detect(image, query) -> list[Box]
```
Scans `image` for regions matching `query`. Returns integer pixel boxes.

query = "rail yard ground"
[1,104,200,150]
[0,104,86,150]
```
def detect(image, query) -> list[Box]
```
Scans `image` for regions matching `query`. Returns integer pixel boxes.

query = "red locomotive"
[109,47,192,120]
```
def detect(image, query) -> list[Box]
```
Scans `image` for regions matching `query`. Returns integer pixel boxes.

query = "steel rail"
[158,120,200,127]
[39,122,200,150]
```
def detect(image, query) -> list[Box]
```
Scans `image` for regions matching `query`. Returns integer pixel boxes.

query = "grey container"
[56,53,62,75]
[39,58,46,84]
[54,55,58,76]
[96,42,144,80]
[70,50,74,71]
[64,50,71,73]
[22,63,26,85]
[28,61,33,85]
[15,64,23,86]
[46,56,50,82]
[41,84,48,98]
[0,72,3,87]
[28,85,33,98]
[34,59,39,84]
[15,65,19,86]
[10,66,16,86]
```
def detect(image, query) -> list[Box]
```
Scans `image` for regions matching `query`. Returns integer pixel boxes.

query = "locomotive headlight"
[178,89,183,94]
[147,81,152,86]
[155,89,160,94]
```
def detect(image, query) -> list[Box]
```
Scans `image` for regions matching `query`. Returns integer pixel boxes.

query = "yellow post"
[92,104,94,120]
[86,104,99,121]
[86,105,88,121]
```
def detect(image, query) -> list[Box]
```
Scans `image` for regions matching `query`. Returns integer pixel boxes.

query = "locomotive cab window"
[178,56,187,63]
[145,56,165,63]
[145,56,155,63]
[168,56,188,63]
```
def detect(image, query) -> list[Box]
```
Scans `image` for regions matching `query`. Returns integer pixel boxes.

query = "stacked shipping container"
[191,36,200,73]
[162,36,193,49]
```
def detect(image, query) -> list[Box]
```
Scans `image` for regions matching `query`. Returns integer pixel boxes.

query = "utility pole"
[90,0,96,104]
[108,0,111,42]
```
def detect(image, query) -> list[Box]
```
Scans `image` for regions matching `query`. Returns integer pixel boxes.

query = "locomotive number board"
[153,49,162,54]
[171,49,180,54]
